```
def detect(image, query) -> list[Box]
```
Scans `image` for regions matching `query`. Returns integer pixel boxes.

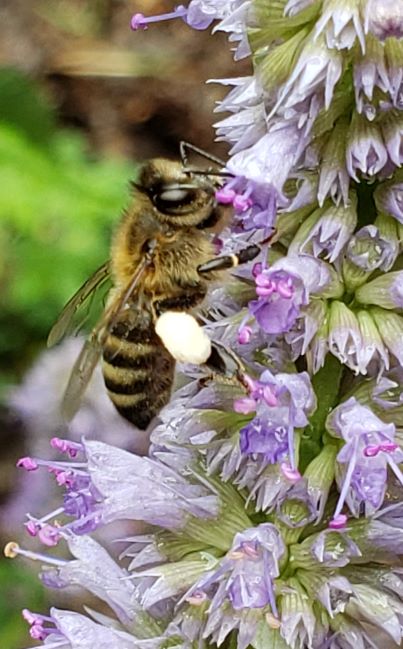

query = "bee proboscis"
[49,144,260,430]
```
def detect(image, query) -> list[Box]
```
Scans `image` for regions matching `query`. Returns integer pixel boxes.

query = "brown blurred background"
[0,0,246,159]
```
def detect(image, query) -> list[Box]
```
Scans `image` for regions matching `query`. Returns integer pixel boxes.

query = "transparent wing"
[61,256,151,422]
[47,261,111,348]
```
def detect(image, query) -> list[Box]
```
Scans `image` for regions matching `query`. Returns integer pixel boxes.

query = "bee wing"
[47,261,111,348]
[61,334,103,421]
[61,256,151,422]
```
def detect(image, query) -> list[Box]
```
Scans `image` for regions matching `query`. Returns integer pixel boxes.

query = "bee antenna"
[183,168,234,179]
[179,141,226,167]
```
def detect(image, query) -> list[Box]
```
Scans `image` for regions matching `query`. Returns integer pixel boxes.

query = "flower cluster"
[9,2,403,649]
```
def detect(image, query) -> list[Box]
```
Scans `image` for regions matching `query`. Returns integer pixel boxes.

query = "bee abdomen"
[102,331,175,430]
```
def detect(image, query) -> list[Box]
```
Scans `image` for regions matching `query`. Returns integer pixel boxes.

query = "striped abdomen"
[102,316,175,430]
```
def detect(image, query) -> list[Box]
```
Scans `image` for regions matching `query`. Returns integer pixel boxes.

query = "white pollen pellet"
[155,311,211,364]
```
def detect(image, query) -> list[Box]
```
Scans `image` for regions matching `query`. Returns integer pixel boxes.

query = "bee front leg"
[197,244,260,275]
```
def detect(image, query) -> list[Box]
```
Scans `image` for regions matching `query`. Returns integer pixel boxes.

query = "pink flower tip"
[364,442,398,457]
[30,624,46,640]
[252,262,263,278]
[38,525,61,547]
[238,326,252,344]
[50,437,79,457]
[26,521,39,537]
[186,590,208,605]
[242,373,258,393]
[281,463,301,483]
[215,187,236,204]
[233,194,253,212]
[329,514,348,529]
[17,457,38,471]
[262,386,278,407]
[234,397,257,415]
[256,285,275,297]
[22,609,38,624]
[131,13,148,30]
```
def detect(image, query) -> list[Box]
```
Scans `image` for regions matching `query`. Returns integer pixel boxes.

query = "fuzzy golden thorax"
[111,158,225,294]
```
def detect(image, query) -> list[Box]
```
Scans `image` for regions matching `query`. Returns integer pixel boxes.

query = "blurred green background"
[0,62,133,649]
[0,1,242,646]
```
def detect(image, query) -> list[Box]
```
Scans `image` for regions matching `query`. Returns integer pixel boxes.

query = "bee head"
[134,158,224,228]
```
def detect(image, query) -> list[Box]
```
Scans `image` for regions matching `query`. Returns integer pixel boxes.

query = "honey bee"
[48,143,260,430]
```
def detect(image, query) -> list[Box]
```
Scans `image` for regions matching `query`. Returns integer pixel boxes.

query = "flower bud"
[289,196,357,263]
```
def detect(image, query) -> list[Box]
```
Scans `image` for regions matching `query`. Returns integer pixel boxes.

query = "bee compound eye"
[153,185,199,215]
[159,188,190,202]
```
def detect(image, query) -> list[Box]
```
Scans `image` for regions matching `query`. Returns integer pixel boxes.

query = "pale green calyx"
[317,117,349,207]
[328,301,361,372]
[356,309,389,373]
[370,307,403,366]
[355,271,403,310]
[304,443,338,521]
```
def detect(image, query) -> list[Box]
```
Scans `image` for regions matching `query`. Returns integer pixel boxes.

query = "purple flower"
[188,523,285,613]
[246,255,335,336]
[236,369,316,476]
[216,176,278,232]
[39,534,140,625]
[326,398,403,520]
[130,0,251,51]
[227,123,309,198]
[18,439,219,538]
[23,607,140,648]
[249,267,308,334]
[240,417,290,463]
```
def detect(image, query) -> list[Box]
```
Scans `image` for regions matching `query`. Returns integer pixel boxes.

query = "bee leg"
[197,244,261,275]
[202,341,249,391]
